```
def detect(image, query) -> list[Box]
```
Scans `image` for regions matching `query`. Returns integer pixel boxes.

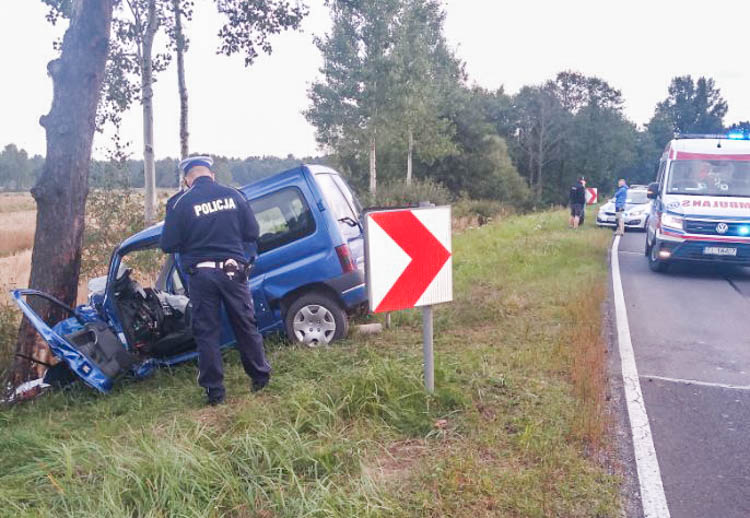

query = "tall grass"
[0,211,35,258]
[0,209,620,517]
[0,193,35,213]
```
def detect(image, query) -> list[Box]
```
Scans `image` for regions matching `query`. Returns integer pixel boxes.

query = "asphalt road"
[617,230,750,518]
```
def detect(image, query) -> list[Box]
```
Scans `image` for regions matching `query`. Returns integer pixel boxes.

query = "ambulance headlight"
[739,225,750,236]
[661,213,683,230]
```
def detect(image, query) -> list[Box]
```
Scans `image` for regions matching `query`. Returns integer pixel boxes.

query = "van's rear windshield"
[667,160,750,197]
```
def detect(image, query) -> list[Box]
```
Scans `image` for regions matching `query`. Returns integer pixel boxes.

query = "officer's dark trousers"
[188,268,271,396]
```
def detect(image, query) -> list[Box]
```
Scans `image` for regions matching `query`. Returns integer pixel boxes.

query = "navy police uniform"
[160,156,270,404]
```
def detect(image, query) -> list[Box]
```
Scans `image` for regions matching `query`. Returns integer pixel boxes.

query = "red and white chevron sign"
[365,206,452,313]
[585,187,598,205]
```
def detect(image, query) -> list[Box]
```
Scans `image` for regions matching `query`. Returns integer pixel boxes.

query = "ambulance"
[645,132,750,272]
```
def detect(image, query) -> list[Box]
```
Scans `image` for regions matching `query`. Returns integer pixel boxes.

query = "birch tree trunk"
[173,0,189,159]
[142,0,158,224]
[406,126,413,186]
[369,134,377,195]
[11,0,114,385]
[537,119,545,201]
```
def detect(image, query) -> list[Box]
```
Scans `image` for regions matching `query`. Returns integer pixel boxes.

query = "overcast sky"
[2,0,749,160]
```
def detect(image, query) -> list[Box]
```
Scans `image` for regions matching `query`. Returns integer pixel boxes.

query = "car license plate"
[606,216,616,222]
[703,246,737,256]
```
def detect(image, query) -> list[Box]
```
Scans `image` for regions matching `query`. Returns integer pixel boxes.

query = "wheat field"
[1,193,94,305]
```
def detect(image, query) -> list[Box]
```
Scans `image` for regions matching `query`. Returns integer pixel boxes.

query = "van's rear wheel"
[648,239,669,273]
[285,293,348,347]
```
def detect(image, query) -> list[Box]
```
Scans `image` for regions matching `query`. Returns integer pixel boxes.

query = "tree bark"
[142,0,158,224]
[173,0,189,160]
[406,126,413,186]
[11,0,114,386]
[369,134,377,195]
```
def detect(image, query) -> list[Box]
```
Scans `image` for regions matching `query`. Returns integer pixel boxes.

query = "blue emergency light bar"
[676,132,750,140]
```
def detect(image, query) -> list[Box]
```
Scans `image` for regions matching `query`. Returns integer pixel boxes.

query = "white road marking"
[612,235,671,517]
[641,374,750,391]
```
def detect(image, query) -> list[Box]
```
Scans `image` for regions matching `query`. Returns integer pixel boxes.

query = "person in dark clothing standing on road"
[160,155,271,405]
[569,176,587,229]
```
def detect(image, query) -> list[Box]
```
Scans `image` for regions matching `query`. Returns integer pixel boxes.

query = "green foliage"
[361,177,452,207]
[386,0,461,169]
[649,75,728,148]
[306,0,402,156]
[214,0,308,66]
[507,71,639,204]
[81,167,160,279]
[452,197,507,221]
[0,145,43,192]
[0,149,331,192]
[424,88,531,204]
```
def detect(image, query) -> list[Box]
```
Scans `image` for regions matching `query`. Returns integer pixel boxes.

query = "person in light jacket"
[614,179,628,236]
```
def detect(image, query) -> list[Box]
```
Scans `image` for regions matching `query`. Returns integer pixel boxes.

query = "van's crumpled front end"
[12,290,122,392]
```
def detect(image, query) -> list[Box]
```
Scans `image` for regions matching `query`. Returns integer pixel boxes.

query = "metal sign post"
[422,305,434,393]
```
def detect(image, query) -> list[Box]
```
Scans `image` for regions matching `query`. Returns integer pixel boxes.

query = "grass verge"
[0,210,617,517]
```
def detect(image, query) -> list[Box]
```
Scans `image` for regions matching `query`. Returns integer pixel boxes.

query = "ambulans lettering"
[193,197,237,217]
[681,199,750,209]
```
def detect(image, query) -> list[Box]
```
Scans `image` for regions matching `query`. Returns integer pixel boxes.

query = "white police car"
[596,185,652,230]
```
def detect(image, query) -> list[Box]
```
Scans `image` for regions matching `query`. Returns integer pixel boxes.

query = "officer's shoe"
[251,379,268,393]
[206,389,226,406]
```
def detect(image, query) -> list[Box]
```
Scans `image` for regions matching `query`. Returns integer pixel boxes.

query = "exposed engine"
[112,269,195,358]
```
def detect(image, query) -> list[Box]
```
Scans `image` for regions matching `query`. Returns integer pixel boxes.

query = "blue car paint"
[13,165,367,393]
[12,289,115,392]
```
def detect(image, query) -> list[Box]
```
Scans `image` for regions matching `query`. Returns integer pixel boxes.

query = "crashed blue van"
[13,165,367,393]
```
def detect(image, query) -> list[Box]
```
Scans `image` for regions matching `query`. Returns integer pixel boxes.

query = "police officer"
[160,155,271,405]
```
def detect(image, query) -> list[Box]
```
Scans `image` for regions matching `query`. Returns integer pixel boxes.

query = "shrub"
[0,301,19,383]
[453,198,508,221]
[360,178,453,208]
[82,169,168,279]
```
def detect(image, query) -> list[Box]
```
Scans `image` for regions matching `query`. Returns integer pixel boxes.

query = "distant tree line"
[307,0,740,206]
[0,149,330,191]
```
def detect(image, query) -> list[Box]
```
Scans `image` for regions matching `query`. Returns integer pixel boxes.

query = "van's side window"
[250,188,316,254]
[315,173,360,239]
[657,161,667,189]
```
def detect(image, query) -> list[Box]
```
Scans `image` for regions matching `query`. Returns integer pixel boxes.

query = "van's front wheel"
[285,293,349,347]
[648,239,669,273]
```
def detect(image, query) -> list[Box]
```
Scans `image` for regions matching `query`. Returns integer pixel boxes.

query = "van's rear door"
[313,172,365,272]
[12,290,134,393]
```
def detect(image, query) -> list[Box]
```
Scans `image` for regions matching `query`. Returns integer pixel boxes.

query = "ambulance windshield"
[667,159,750,197]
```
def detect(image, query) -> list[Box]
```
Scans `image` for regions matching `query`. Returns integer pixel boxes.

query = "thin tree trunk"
[173,0,189,160]
[537,121,545,201]
[142,0,158,224]
[406,126,413,186]
[11,0,114,386]
[369,134,377,195]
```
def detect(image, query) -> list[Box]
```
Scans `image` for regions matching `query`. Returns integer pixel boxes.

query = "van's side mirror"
[647,182,659,200]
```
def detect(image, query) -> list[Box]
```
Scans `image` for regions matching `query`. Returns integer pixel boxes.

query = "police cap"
[179,155,214,176]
